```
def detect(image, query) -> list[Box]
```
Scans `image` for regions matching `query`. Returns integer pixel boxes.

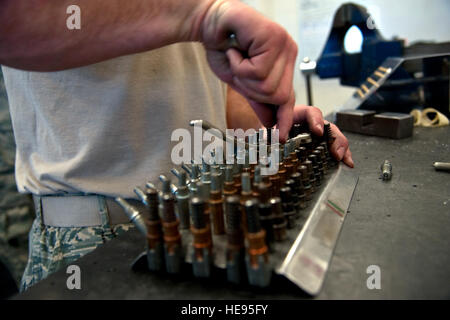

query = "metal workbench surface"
[14,126,450,300]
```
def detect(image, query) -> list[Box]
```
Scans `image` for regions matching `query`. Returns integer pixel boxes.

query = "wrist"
[191,0,241,45]
[181,0,220,42]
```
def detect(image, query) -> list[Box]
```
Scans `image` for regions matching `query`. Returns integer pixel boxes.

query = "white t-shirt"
[2,43,227,198]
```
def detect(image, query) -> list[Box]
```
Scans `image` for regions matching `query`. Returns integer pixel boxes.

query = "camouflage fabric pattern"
[0,70,135,292]
[21,215,134,291]
[0,69,35,286]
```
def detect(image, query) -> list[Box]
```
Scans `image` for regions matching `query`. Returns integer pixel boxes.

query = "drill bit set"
[117,122,337,288]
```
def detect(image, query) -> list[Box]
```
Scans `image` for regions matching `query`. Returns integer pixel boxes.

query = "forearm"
[1,0,301,142]
[0,0,214,71]
[226,86,262,130]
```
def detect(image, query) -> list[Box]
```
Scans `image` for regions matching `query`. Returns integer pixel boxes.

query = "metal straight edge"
[275,164,359,296]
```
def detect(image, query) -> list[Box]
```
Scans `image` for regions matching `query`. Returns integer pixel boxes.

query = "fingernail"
[336,147,345,160]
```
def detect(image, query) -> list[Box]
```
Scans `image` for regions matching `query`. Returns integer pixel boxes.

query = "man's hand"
[0,0,300,145]
[199,0,298,143]
[1,0,297,141]
[225,85,354,168]
[293,105,354,168]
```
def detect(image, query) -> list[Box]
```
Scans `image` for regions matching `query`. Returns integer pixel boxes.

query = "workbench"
[14,126,450,300]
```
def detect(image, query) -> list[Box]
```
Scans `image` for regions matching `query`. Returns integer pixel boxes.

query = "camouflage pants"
[20,196,134,292]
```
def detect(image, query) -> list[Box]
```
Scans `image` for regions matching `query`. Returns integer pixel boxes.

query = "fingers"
[226,46,273,80]
[202,2,300,140]
[328,122,354,168]
[246,89,294,143]
[247,100,278,128]
[292,105,353,167]
[229,37,296,140]
[293,105,324,136]
[342,148,354,168]
[205,49,234,84]
[275,90,295,143]
[227,37,297,107]
[204,3,298,135]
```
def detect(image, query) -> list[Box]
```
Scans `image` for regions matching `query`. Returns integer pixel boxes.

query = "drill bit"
[289,140,299,171]
[308,154,321,187]
[160,193,182,274]
[159,175,172,197]
[225,196,246,284]
[381,160,393,181]
[134,187,165,272]
[284,179,299,215]
[115,197,147,236]
[196,180,211,222]
[224,165,238,198]
[190,197,213,278]
[244,199,271,288]
[232,163,242,194]
[210,164,223,189]
[134,186,150,206]
[201,160,211,195]
[258,183,275,247]
[172,170,190,229]
[303,159,316,193]
[279,187,296,229]
[270,197,287,241]
[312,149,325,179]
[283,144,295,177]
[277,149,287,186]
[252,165,262,197]
[240,172,253,233]
[316,146,328,174]
[320,141,333,168]
[298,165,312,203]
[433,162,450,172]
[182,163,200,195]
[296,146,308,163]
[291,172,306,213]
[209,173,225,235]
[268,158,281,197]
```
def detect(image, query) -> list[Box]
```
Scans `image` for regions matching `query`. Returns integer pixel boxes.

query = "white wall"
[243,0,450,115]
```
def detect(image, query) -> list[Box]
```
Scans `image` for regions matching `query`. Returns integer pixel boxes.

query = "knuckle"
[273,87,290,105]
[234,66,253,79]
[287,38,298,56]
[245,61,268,80]
[340,137,349,149]
[254,67,269,80]
[292,42,299,56]
[310,106,323,117]
[271,27,289,50]
[272,25,286,39]
[259,80,277,96]
[331,124,348,147]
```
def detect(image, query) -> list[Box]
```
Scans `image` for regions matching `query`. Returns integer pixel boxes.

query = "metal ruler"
[276,164,359,295]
